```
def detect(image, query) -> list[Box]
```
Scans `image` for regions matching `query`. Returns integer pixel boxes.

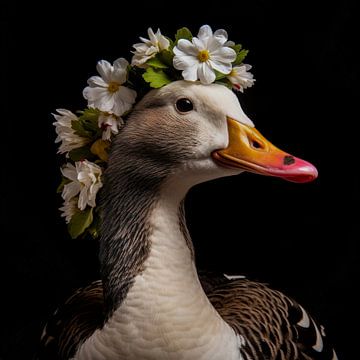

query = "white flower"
[227,64,255,92]
[60,198,78,223]
[173,25,236,84]
[83,58,137,116]
[53,109,90,154]
[61,160,103,211]
[98,113,124,140]
[131,28,170,67]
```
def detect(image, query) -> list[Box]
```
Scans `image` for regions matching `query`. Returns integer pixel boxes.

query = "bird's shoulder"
[200,272,337,360]
[36,280,105,360]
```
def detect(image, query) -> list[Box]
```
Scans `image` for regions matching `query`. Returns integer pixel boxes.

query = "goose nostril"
[251,140,263,149]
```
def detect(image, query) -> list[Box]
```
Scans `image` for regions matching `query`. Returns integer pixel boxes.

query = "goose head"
[109,80,317,189]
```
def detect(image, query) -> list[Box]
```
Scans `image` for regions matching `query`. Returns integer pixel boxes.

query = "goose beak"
[212,117,318,183]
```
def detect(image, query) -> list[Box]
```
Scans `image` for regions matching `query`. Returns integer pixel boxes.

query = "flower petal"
[113,57,129,71]
[83,86,109,103]
[60,198,77,223]
[139,36,152,45]
[99,113,120,140]
[227,64,255,92]
[111,69,127,85]
[144,45,158,56]
[102,126,112,140]
[173,54,198,70]
[158,35,170,50]
[87,76,107,88]
[132,43,149,52]
[61,164,77,181]
[54,110,89,154]
[96,60,113,83]
[131,54,151,66]
[147,27,157,44]
[175,39,198,56]
[111,58,129,84]
[209,59,233,74]
[206,36,223,52]
[62,182,81,201]
[97,92,116,113]
[182,64,198,81]
[211,46,237,63]
[192,37,206,51]
[54,109,77,119]
[198,62,216,84]
[78,187,88,211]
[214,29,228,45]
[112,87,136,115]
[197,25,213,42]
[224,40,235,47]
[118,86,137,105]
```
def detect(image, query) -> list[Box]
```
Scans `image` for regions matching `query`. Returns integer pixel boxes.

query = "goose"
[38,80,337,360]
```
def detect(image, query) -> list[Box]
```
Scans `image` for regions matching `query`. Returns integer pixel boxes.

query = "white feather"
[297,305,310,328]
[312,321,324,352]
[224,274,246,280]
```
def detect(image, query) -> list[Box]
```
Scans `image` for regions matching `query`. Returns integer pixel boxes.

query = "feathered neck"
[91,167,242,360]
[99,140,173,317]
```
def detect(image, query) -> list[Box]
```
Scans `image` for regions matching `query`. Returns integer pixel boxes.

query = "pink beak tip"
[283,157,318,183]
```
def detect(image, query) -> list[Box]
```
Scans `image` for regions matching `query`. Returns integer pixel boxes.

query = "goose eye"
[175,98,193,113]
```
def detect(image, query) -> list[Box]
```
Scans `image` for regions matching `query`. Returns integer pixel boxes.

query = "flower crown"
[53,24,255,239]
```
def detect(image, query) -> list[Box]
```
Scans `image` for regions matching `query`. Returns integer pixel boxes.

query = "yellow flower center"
[197,50,210,62]
[229,68,237,77]
[108,82,120,93]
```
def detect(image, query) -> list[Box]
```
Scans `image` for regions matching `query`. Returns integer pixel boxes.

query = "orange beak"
[212,117,318,183]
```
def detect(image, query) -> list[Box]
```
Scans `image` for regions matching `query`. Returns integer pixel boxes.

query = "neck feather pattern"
[99,146,171,317]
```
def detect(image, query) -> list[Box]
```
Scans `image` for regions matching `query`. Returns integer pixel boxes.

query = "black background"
[1,1,358,359]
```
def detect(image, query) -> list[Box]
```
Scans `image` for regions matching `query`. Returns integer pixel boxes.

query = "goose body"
[39,81,337,359]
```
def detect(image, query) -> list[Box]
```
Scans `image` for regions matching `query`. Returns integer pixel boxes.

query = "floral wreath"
[53,25,255,239]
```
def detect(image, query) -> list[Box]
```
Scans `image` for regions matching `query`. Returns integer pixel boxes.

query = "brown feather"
[202,274,337,360]
[37,281,104,360]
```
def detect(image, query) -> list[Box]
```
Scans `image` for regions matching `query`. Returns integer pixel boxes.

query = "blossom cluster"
[53,25,255,239]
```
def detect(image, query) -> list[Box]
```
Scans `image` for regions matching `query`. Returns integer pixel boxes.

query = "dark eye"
[175,98,193,113]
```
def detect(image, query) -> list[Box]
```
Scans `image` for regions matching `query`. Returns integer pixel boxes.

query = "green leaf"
[68,207,94,239]
[175,27,192,43]
[142,67,171,88]
[86,212,101,239]
[146,56,168,69]
[233,49,249,66]
[71,120,93,138]
[68,145,94,162]
[127,66,151,98]
[166,36,174,49]
[159,49,174,67]
[230,44,242,53]
[80,107,100,120]
[71,108,101,138]
[78,108,101,135]
[215,78,233,89]
[215,70,227,80]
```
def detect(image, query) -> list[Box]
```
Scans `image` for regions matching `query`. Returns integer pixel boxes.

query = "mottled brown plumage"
[38,275,336,360]
[207,277,336,360]
[38,281,104,360]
